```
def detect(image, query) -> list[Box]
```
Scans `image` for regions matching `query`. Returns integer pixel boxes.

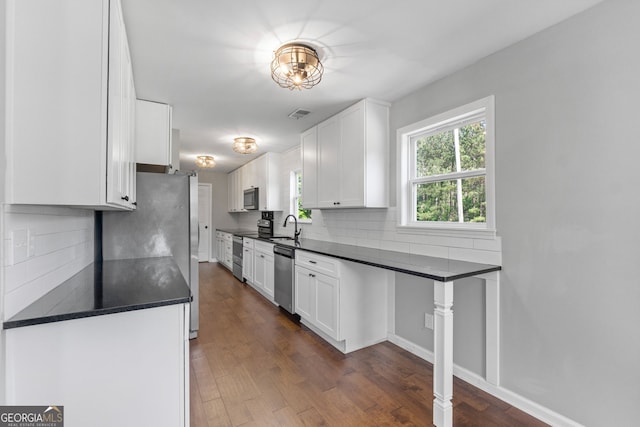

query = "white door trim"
[197,183,212,262]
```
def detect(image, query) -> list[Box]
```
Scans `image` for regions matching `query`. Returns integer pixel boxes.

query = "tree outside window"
[292,170,311,221]
[397,96,495,232]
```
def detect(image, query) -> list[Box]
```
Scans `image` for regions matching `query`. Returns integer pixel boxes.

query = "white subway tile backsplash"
[409,242,449,258]
[3,206,94,320]
[448,247,501,265]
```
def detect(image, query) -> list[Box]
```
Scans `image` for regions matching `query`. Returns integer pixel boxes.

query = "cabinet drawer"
[296,251,340,278]
[243,237,254,248]
[254,240,275,254]
[222,233,233,243]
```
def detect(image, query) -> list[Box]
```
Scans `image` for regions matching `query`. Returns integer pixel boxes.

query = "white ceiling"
[122,0,604,173]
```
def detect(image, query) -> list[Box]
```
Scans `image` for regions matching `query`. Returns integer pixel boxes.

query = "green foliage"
[415,121,486,223]
[296,172,312,220]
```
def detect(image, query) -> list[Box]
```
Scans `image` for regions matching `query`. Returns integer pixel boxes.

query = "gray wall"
[391,0,639,424]
[198,170,238,259]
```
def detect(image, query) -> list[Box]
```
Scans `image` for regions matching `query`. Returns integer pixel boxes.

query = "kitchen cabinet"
[301,126,319,209]
[5,0,136,210]
[5,304,189,427]
[242,238,254,283]
[295,250,389,353]
[227,169,244,212]
[302,98,389,209]
[215,231,233,269]
[253,240,275,299]
[227,152,282,212]
[136,99,173,166]
[255,153,281,211]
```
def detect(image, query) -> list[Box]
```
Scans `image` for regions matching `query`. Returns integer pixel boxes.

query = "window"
[291,170,312,222]
[397,96,495,234]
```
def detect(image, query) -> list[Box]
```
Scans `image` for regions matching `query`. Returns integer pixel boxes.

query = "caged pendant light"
[195,155,216,168]
[232,137,258,154]
[270,43,324,90]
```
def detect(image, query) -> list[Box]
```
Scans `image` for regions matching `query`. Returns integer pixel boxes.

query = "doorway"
[198,183,212,262]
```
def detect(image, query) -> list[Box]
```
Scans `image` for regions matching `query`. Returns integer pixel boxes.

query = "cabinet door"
[106,0,135,209]
[294,266,315,321]
[263,254,275,298]
[338,103,366,207]
[135,100,172,166]
[228,170,243,212]
[106,0,125,206]
[243,248,254,282]
[314,273,339,340]
[243,160,257,190]
[316,117,340,208]
[224,242,233,267]
[254,252,266,290]
[301,127,318,209]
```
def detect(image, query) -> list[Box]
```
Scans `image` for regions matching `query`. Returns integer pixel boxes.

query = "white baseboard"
[387,334,584,427]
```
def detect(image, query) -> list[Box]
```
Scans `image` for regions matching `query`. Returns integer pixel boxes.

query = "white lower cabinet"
[295,250,390,353]
[5,304,189,427]
[215,231,233,270]
[242,238,254,283]
[247,240,275,301]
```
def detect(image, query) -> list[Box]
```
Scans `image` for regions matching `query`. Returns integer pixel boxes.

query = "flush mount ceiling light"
[270,43,324,90]
[195,155,216,168]
[233,137,258,154]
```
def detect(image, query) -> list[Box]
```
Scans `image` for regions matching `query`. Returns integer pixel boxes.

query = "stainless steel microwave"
[243,187,259,210]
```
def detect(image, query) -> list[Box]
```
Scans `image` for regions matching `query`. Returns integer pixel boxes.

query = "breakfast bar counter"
[272,238,502,427]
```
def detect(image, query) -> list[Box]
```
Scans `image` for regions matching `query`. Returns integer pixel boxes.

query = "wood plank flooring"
[190,262,548,426]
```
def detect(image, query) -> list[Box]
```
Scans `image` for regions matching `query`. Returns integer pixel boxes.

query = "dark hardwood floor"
[190,262,547,426]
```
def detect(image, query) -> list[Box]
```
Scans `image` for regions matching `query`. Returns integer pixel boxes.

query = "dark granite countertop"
[215,228,259,237]
[263,238,501,282]
[4,257,191,329]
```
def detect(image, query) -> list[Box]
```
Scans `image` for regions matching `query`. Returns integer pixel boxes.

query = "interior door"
[198,183,212,262]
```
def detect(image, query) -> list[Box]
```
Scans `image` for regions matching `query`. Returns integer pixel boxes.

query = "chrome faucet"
[282,214,301,243]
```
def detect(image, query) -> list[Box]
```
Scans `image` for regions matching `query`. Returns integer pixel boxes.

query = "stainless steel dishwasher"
[274,245,295,314]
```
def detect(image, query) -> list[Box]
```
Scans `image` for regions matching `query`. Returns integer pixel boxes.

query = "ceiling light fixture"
[195,155,216,168]
[233,137,258,154]
[271,43,324,90]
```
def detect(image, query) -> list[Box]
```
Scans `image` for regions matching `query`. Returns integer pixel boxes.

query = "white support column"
[433,280,454,427]
[481,271,500,385]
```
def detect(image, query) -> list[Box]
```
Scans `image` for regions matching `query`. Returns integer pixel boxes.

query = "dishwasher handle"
[273,245,295,258]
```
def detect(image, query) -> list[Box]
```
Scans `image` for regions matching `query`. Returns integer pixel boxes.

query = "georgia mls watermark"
[0,406,63,427]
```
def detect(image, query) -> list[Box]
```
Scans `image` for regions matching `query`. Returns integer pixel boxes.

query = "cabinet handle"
[309,273,316,278]
[121,195,129,201]
[308,260,317,264]
[260,255,265,258]
[333,201,341,205]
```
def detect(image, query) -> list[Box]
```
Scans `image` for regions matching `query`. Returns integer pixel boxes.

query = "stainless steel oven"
[232,235,243,281]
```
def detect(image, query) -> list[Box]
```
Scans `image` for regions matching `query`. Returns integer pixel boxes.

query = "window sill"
[396,224,497,240]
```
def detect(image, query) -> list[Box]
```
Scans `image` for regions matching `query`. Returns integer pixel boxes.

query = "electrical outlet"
[424,313,434,330]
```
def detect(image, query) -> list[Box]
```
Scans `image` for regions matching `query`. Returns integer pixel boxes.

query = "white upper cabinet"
[135,100,173,167]
[255,153,281,211]
[300,127,318,209]
[227,152,282,212]
[227,169,244,212]
[5,0,136,210]
[303,99,390,209]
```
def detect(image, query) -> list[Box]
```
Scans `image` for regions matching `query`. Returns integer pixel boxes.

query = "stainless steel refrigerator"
[102,171,199,338]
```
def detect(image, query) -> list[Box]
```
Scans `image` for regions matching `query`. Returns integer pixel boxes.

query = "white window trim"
[396,95,496,239]
[290,170,312,223]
